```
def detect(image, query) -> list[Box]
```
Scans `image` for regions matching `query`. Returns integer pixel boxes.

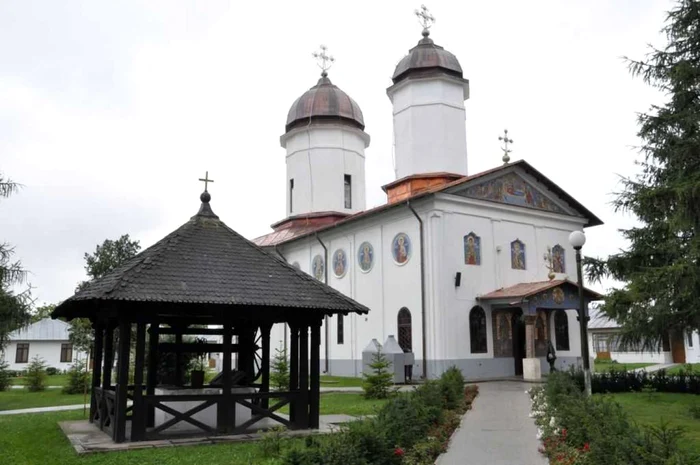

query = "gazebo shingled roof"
[53,191,369,319]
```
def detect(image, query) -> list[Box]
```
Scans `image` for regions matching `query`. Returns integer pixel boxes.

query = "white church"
[253,11,603,381]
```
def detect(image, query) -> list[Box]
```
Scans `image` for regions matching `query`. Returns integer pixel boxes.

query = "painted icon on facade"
[333,249,348,278]
[312,255,325,281]
[511,239,526,270]
[463,172,566,214]
[292,261,300,269]
[552,287,565,305]
[357,241,374,272]
[552,244,565,273]
[464,232,481,265]
[392,233,411,265]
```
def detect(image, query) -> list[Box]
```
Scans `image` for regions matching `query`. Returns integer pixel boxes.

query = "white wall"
[2,340,87,372]
[388,77,468,179]
[282,124,369,216]
[686,330,700,363]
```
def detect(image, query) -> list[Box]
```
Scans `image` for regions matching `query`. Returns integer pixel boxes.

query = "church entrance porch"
[480,280,603,381]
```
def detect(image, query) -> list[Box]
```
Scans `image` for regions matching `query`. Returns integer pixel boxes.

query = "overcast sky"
[1,0,673,306]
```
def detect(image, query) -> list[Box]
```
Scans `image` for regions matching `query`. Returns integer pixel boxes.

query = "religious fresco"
[462,172,566,214]
[493,311,513,358]
[511,239,526,270]
[357,241,374,272]
[392,233,411,265]
[552,287,565,305]
[332,249,348,278]
[463,232,481,265]
[552,244,565,273]
[535,310,549,357]
[312,255,325,281]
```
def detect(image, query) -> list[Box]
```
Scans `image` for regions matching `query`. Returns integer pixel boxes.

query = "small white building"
[588,307,700,365]
[1,318,87,372]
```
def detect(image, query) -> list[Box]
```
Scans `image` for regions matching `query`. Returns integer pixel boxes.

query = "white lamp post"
[569,230,592,396]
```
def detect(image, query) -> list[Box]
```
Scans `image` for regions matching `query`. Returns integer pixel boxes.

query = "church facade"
[254,20,602,380]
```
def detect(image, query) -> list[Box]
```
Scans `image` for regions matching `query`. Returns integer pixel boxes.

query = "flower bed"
[529,372,699,465]
[262,367,479,465]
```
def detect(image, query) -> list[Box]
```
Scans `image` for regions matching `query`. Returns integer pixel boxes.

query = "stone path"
[437,381,546,465]
[635,363,678,373]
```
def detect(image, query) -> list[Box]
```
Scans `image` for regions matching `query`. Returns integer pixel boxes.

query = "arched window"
[470,306,487,354]
[554,310,569,351]
[398,308,412,352]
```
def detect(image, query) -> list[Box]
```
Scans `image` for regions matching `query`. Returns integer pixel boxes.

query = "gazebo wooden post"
[261,322,272,409]
[218,322,233,433]
[174,328,183,386]
[297,323,309,429]
[131,321,147,441]
[89,321,104,423]
[289,323,299,425]
[114,319,132,443]
[102,323,115,390]
[309,319,321,429]
[146,320,159,427]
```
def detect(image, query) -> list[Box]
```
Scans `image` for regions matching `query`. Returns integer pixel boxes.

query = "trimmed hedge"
[569,368,700,394]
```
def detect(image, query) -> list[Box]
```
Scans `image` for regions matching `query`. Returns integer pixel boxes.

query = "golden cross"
[499,129,514,164]
[415,5,435,33]
[312,45,335,77]
[198,171,214,192]
[543,247,556,281]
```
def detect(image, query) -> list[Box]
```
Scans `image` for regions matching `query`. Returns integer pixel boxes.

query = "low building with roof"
[2,318,87,372]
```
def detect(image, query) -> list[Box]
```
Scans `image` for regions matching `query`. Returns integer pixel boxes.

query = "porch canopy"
[52,190,368,443]
[478,280,603,361]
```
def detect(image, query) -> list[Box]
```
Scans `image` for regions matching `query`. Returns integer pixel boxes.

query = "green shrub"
[45,367,60,376]
[439,366,465,410]
[0,359,11,391]
[362,348,394,399]
[270,343,290,391]
[25,356,48,392]
[63,359,90,395]
[377,394,435,450]
[259,426,287,458]
[403,437,443,465]
[688,402,700,420]
[412,380,445,424]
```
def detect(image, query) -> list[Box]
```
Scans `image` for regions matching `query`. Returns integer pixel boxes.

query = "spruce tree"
[270,343,289,391]
[362,348,394,399]
[586,1,700,346]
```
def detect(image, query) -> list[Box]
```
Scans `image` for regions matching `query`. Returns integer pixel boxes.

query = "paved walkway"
[635,363,678,373]
[437,381,546,465]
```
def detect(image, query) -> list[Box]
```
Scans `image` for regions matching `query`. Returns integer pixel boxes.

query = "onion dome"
[392,29,463,84]
[285,74,365,132]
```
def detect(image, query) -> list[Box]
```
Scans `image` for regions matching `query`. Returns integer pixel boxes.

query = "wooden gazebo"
[52,189,369,443]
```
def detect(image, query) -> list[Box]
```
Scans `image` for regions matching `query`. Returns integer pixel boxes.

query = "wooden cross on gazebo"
[199,171,214,192]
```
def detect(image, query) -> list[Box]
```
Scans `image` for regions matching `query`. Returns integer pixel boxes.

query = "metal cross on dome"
[198,171,214,192]
[498,129,514,164]
[415,5,435,33]
[312,45,335,77]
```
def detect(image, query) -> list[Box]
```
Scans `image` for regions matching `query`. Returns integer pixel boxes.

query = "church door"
[671,329,686,364]
[512,309,526,376]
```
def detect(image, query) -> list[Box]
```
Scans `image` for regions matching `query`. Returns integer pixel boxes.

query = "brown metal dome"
[392,33,463,84]
[285,75,365,132]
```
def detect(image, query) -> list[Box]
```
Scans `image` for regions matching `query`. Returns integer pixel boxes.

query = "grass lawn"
[0,410,284,465]
[609,392,700,454]
[0,389,87,411]
[594,360,654,373]
[11,374,69,386]
[319,375,363,387]
[666,363,700,375]
[278,392,388,416]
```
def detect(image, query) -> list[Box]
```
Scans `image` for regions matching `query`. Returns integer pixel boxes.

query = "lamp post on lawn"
[569,230,592,397]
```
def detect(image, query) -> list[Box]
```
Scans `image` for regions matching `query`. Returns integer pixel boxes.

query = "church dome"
[392,32,463,84]
[285,75,365,132]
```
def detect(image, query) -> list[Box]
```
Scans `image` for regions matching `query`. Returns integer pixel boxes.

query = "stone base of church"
[523,358,542,381]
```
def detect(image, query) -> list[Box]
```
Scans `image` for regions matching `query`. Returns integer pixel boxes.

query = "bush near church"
[530,372,698,464]
[25,355,48,392]
[273,366,479,465]
[568,366,700,395]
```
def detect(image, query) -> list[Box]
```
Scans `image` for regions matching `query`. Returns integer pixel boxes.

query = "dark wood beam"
[146,320,159,428]
[131,322,147,441]
[261,323,272,409]
[114,320,132,443]
[102,324,114,390]
[289,324,299,425]
[89,323,104,423]
[217,323,233,434]
[309,321,321,429]
[297,324,309,429]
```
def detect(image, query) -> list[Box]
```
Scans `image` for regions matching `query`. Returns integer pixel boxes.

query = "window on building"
[60,343,73,363]
[15,343,29,363]
[289,179,294,213]
[344,174,352,209]
[688,331,694,348]
[398,308,413,352]
[469,306,487,354]
[337,314,344,345]
[554,310,570,351]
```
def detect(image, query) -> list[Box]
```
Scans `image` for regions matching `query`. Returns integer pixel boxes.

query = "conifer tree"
[586,1,700,346]
[362,348,394,399]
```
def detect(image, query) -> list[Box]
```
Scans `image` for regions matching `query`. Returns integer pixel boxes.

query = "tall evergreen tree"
[586,1,700,347]
[0,173,32,348]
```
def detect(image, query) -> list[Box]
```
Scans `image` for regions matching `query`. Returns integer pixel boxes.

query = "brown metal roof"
[285,75,364,132]
[392,34,463,83]
[478,279,603,302]
[53,193,370,319]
